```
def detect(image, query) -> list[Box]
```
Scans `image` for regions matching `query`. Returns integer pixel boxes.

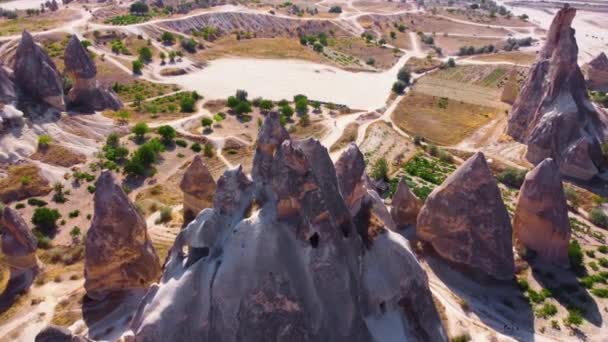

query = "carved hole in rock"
[309,232,320,248]
[140,278,145,286]
[379,301,386,314]
[339,221,350,238]
[244,199,260,219]
[185,246,210,267]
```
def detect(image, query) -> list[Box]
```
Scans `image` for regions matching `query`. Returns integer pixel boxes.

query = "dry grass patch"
[201,37,326,63]
[0,164,51,203]
[330,122,360,152]
[30,144,86,168]
[288,120,329,140]
[0,9,80,36]
[51,291,84,327]
[433,35,504,55]
[469,51,537,66]
[405,57,442,73]
[392,91,501,145]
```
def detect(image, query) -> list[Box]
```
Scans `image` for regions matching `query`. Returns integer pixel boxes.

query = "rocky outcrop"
[391,179,422,228]
[1,207,38,274]
[64,35,122,112]
[0,66,16,103]
[84,171,161,301]
[14,30,64,111]
[35,325,90,342]
[417,152,515,280]
[0,207,39,298]
[584,52,608,92]
[513,159,571,266]
[179,155,216,226]
[500,68,519,104]
[507,6,608,181]
[127,113,446,342]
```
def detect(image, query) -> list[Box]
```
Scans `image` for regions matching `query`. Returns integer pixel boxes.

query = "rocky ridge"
[126,113,447,341]
[584,52,608,92]
[507,6,608,181]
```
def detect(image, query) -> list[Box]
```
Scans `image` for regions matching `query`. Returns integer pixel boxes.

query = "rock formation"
[500,68,519,104]
[0,66,16,103]
[417,152,515,280]
[35,325,90,342]
[513,158,571,266]
[127,113,446,341]
[0,207,39,297]
[391,178,422,228]
[0,66,24,131]
[14,30,64,111]
[179,155,216,226]
[584,52,608,92]
[507,6,608,181]
[64,35,122,112]
[84,171,161,301]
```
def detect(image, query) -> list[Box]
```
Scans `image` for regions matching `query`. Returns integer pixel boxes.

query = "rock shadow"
[0,269,37,314]
[82,289,146,341]
[529,260,603,327]
[424,246,536,341]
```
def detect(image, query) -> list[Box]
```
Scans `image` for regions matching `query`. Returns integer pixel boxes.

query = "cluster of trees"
[192,26,220,42]
[504,37,534,51]
[300,32,329,53]
[227,90,253,116]
[124,136,165,176]
[0,8,18,19]
[458,44,495,56]
[329,6,342,13]
[392,66,412,94]
[130,1,149,15]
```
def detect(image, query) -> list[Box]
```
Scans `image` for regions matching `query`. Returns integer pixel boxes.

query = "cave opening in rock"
[309,232,320,248]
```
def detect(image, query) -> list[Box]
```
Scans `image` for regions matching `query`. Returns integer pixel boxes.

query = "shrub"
[87,185,96,194]
[132,122,150,141]
[370,158,389,181]
[191,143,202,152]
[180,96,196,113]
[234,101,252,115]
[589,208,608,228]
[536,303,558,319]
[201,117,213,128]
[130,1,149,14]
[450,333,471,342]
[181,38,198,53]
[70,226,81,239]
[15,203,25,209]
[564,186,579,209]
[68,210,80,218]
[157,125,176,143]
[397,67,411,84]
[158,206,172,223]
[329,5,342,13]
[32,207,61,234]
[132,59,144,74]
[28,198,47,207]
[517,278,529,292]
[599,246,608,254]
[161,31,175,45]
[564,308,583,326]
[204,143,214,157]
[568,240,584,269]
[38,135,52,147]
[392,81,406,94]
[496,168,526,188]
[591,288,608,298]
[599,257,608,268]
[280,105,294,118]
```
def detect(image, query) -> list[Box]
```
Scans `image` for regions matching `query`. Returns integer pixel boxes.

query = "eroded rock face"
[391,179,422,228]
[64,35,122,112]
[128,115,446,342]
[1,207,38,273]
[513,159,571,266]
[507,6,608,181]
[500,68,519,105]
[84,171,161,301]
[584,52,608,92]
[179,155,216,225]
[35,325,90,342]
[417,152,515,280]
[0,66,16,103]
[14,31,64,110]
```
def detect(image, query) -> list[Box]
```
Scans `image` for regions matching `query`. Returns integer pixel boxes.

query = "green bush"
[157,125,176,143]
[589,208,608,228]
[28,198,48,207]
[180,96,196,113]
[370,158,389,181]
[201,117,213,127]
[175,139,187,147]
[564,308,583,326]
[32,207,61,234]
[497,167,526,188]
[392,80,406,94]
[132,59,144,74]
[591,288,608,298]
[536,303,558,319]
[68,210,80,218]
[191,143,202,152]
[599,246,608,254]
[204,143,214,157]
[569,240,584,269]
[158,206,172,223]
[132,122,150,141]
[38,135,52,147]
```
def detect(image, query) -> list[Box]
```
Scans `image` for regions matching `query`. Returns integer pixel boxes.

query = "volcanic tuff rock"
[84,171,161,301]
[391,178,422,228]
[64,35,122,112]
[14,31,64,110]
[0,66,16,103]
[1,207,38,273]
[127,113,446,342]
[35,325,90,342]
[500,68,519,105]
[417,152,515,280]
[507,6,608,181]
[179,155,216,225]
[513,159,571,266]
[584,52,608,92]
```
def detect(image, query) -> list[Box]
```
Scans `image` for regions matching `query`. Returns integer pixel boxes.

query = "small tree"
[138,47,153,63]
[280,105,294,118]
[204,143,214,157]
[32,207,61,234]
[260,99,273,112]
[397,67,411,84]
[70,226,81,243]
[130,1,149,14]
[589,208,608,228]
[38,134,52,148]
[392,81,406,94]
[132,59,144,74]
[235,89,248,102]
[371,158,389,181]
[235,101,252,115]
[201,117,214,128]
[447,58,456,68]
[157,125,176,143]
[161,31,175,45]
[132,122,150,141]
[180,96,196,112]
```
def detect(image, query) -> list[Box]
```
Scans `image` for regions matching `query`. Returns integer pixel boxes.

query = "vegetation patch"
[0,164,51,203]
